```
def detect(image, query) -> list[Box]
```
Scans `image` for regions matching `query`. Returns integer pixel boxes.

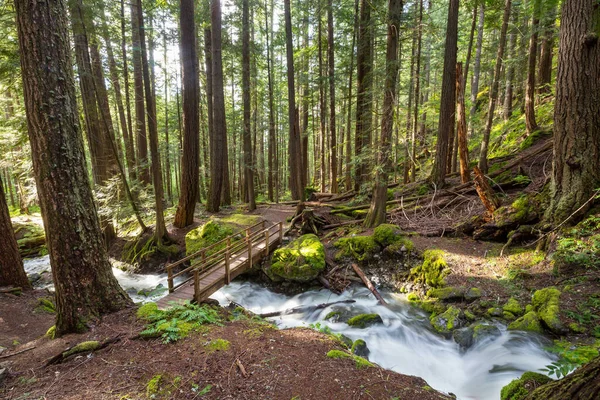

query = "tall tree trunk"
[504,8,518,121]
[121,0,135,174]
[137,0,168,242]
[318,8,327,193]
[14,0,131,334]
[327,0,338,193]
[265,0,276,202]
[411,0,423,183]
[418,0,432,145]
[364,0,402,228]
[430,0,459,187]
[300,4,310,190]
[131,3,150,183]
[0,174,30,289]
[242,0,256,210]
[354,0,374,192]
[207,0,228,212]
[284,0,304,200]
[456,63,470,184]
[525,0,540,135]
[174,0,200,227]
[163,18,172,204]
[537,3,557,95]
[344,0,359,191]
[204,27,214,201]
[478,0,511,174]
[468,4,485,137]
[545,0,600,224]
[404,10,417,184]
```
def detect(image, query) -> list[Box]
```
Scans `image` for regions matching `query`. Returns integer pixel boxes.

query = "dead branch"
[351,264,387,306]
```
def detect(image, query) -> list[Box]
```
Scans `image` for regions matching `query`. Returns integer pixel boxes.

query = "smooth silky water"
[211,281,556,400]
[24,256,556,399]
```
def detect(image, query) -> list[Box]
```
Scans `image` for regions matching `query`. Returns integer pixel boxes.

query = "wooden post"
[279,222,283,242]
[225,237,231,284]
[265,228,270,257]
[473,165,500,214]
[194,269,200,303]
[246,228,252,265]
[167,266,174,292]
[456,62,471,183]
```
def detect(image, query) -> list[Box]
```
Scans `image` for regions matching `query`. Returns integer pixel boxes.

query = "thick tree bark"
[354,0,374,192]
[478,0,511,174]
[318,10,327,193]
[242,0,256,211]
[174,0,200,227]
[525,0,540,135]
[327,0,338,194]
[430,0,459,187]
[207,0,228,212]
[136,0,168,242]
[284,0,304,201]
[411,0,423,183]
[14,0,132,334]
[545,0,600,224]
[528,356,600,399]
[131,3,150,184]
[404,10,417,184]
[364,0,402,228]
[0,175,30,289]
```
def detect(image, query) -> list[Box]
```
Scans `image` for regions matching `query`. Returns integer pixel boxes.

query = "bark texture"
[527,355,600,399]
[242,0,256,210]
[545,0,600,224]
[15,0,131,334]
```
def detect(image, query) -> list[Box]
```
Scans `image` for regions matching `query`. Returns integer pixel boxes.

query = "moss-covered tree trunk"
[527,356,600,399]
[0,175,30,289]
[14,0,132,335]
[545,0,600,224]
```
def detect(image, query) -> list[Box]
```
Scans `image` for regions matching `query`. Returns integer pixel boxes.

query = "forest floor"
[3,137,600,399]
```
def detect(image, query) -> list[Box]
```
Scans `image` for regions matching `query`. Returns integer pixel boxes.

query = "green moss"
[427,286,465,300]
[137,303,160,321]
[410,249,449,288]
[205,338,230,352]
[413,299,447,315]
[45,325,56,339]
[464,310,476,321]
[520,130,551,150]
[324,311,342,320]
[347,313,383,328]
[532,288,564,334]
[407,292,419,301]
[351,339,367,354]
[268,234,325,282]
[508,311,543,333]
[568,323,586,333]
[36,298,56,314]
[503,311,517,321]
[326,350,373,369]
[430,306,463,334]
[334,235,381,262]
[472,324,501,342]
[500,371,552,400]
[503,298,524,316]
[63,341,100,358]
[372,224,402,247]
[146,374,163,399]
[546,340,599,365]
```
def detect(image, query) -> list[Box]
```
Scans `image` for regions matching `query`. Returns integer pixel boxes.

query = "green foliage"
[372,224,406,248]
[146,375,164,399]
[540,359,579,379]
[503,298,524,316]
[545,340,600,365]
[268,234,325,282]
[500,371,552,400]
[326,350,374,369]
[334,235,381,262]
[45,325,56,339]
[205,338,230,352]
[191,383,212,396]
[409,249,449,288]
[36,297,56,314]
[139,302,222,344]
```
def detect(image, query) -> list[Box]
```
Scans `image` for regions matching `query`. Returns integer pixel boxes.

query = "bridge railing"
[166,221,283,296]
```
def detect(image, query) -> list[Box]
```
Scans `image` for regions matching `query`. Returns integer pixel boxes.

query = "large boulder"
[266,234,325,282]
[410,249,449,289]
[334,235,381,262]
[508,311,543,334]
[185,214,263,261]
[500,371,552,400]
[532,287,565,334]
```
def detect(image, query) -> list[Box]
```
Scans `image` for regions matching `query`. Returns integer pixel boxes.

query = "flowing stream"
[23,256,555,400]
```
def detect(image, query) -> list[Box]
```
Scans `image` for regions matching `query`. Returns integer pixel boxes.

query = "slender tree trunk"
[404,11,417,184]
[318,9,327,193]
[545,0,600,224]
[174,0,200,227]
[284,0,304,200]
[265,0,276,202]
[0,174,30,289]
[504,8,518,121]
[354,0,374,192]
[207,0,228,212]
[430,0,459,186]
[478,0,511,174]
[525,0,540,135]
[137,0,168,242]
[131,3,150,183]
[537,3,557,95]
[327,0,338,193]
[14,0,132,334]
[468,4,485,137]
[364,0,402,228]
[345,0,359,191]
[242,0,256,210]
[163,18,172,204]
[456,63,470,184]
[411,0,423,183]
[300,5,310,190]
[121,0,135,174]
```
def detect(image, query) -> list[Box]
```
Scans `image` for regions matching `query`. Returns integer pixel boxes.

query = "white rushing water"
[211,281,556,400]
[23,256,555,399]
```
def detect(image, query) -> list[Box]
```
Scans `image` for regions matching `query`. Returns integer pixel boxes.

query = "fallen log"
[351,263,388,306]
[44,336,121,366]
[0,345,35,359]
[327,191,356,202]
[0,286,23,294]
[321,220,364,230]
[473,166,501,214]
[259,299,356,318]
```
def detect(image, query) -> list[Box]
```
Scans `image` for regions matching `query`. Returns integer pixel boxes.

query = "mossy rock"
[532,287,565,334]
[372,224,403,247]
[334,235,381,262]
[503,298,524,316]
[426,286,481,302]
[493,196,539,229]
[326,350,374,369]
[347,313,383,328]
[503,311,517,321]
[472,324,501,343]
[500,371,552,400]
[430,306,465,335]
[351,339,370,358]
[508,311,544,333]
[13,221,46,258]
[410,249,449,289]
[267,234,325,282]
[185,214,263,259]
[413,299,447,315]
[453,327,474,349]
[488,307,504,317]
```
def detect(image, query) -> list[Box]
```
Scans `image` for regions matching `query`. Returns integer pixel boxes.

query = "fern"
[540,359,579,379]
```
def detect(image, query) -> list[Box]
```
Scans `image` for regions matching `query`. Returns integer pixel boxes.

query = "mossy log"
[44,336,121,366]
[526,356,600,399]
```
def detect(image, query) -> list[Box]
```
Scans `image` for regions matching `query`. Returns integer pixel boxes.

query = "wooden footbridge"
[157,221,283,309]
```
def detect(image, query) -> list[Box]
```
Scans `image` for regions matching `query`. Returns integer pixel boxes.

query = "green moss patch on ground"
[267,234,325,282]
